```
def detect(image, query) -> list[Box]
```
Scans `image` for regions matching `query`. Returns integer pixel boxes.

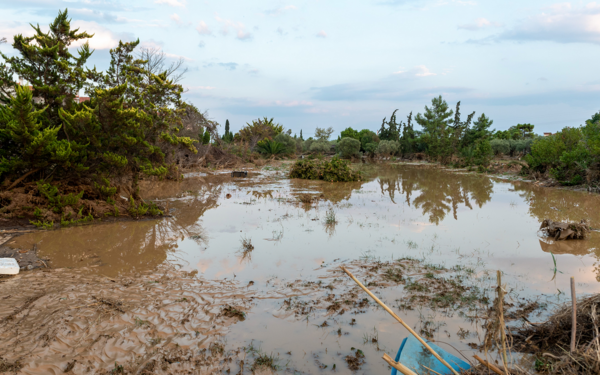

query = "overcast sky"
[1,0,599,137]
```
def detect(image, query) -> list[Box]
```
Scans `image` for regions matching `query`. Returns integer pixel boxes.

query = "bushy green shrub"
[309,140,330,154]
[360,130,379,151]
[338,137,361,158]
[376,140,400,155]
[274,133,297,155]
[525,127,586,184]
[289,157,361,182]
[490,139,510,155]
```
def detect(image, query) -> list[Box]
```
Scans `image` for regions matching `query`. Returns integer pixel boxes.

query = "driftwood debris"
[539,219,589,240]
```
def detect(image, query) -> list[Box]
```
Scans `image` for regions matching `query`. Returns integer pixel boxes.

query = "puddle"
[3,163,600,373]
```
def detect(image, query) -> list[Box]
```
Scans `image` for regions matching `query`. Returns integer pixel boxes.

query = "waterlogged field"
[2,163,600,374]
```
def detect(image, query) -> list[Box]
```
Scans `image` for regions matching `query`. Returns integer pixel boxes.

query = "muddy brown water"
[3,163,600,374]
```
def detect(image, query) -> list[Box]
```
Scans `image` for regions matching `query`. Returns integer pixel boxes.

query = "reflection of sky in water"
[163,164,600,301]
[11,165,600,298]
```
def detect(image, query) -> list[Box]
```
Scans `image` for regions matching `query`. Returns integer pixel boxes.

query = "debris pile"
[539,219,589,240]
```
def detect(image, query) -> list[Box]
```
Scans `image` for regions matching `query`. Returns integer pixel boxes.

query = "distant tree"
[589,111,600,125]
[315,126,334,141]
[338,137,361,158]
[379,109,401,141]
[415,95,454,161]
[516,123,535,139]
[300,129,303,140]
[400,112,416,155]
[449,101,475,153]
[463,113,493,146]
[202,130,211,145]
[339,127,360,141]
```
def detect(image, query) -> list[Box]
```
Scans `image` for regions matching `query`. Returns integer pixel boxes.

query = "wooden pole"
[382,353,418,375]
[571,276,577,353]
[341,266,460,375]
[497,270,510,375]
[473,354,504,375]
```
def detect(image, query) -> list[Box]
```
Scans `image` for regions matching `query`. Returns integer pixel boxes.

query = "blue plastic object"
[390,335,471,375]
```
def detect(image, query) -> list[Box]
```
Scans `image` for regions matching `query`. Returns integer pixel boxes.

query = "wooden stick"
[497,270,509,375]
[571,276,577,353]
[421,364,444,375]
[473,354,504,375]
[382,353,418,375]
[341,266,460,375]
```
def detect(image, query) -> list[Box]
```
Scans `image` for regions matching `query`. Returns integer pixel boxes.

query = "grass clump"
[289,157,361,182]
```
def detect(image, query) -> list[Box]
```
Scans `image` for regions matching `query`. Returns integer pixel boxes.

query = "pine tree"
[415,95,454,162]
[300,129,303,140]
[1,9,93,127]
[225,119,230,137]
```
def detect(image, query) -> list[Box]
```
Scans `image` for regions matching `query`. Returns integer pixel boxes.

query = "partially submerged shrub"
[289,157,361,182]
[338,137,361,158]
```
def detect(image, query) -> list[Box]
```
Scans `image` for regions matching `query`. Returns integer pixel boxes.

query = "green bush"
[359,130,379,151]
[289,157,361,182]
[303,137,314,152]
[376,140,400,155]
[338,137,360,158]
[490,139,510,155]
[309,140,330,154]
[274,133,297,155]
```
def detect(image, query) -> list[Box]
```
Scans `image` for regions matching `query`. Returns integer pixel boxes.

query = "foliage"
[202,130,211,145]
[222,119,234,143]
[235,117,283,145]
[339,127,360,141]
[256,139,286,156]
[309,140,331,154]
[376,140,400,156]
[490,139,510,155]
[525,126,586,185]
[473,139,493,168]
[289,157,361,182]
[338,137,361,158]
[495,124,535,140]
[273,133,297,155]
[379,109,401,141]
[463,113,494,147]
[314,126,334,141]
[0,12,197,201]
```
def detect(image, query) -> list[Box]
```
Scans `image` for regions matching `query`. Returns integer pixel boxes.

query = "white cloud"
[170,13,182,25]
[155,0,185,7]
[458,17,502,30]
[499,2,600,44]
[71,21,121,50]
[215,15,252,41]
[196,20,211,35]
[393,65,437,77]
[316,30,327,38]
[265,5,298,16]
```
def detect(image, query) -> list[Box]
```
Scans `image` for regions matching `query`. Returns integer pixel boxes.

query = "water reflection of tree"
[376,166,494,224]
[289,179,366,204]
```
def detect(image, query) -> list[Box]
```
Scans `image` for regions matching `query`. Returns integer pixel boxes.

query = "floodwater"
[3,163,600,374]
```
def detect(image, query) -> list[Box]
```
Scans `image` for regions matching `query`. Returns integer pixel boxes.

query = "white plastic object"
[0,258,19,275]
